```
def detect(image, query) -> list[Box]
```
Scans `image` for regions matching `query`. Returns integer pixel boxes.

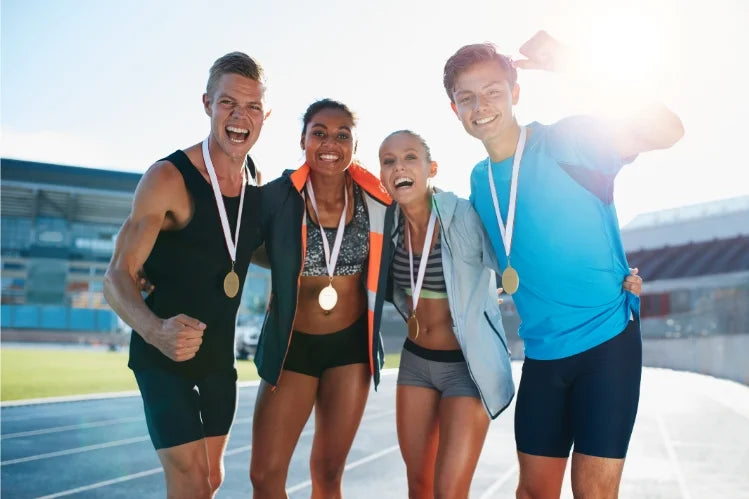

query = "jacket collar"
[288,163,392,205]
[389,190,459,238]
[432,191,458,230]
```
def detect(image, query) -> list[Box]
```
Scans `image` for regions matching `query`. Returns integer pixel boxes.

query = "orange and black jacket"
[255,163,392,389]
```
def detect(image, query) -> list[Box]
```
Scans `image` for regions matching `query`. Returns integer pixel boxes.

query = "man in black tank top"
[104,52,269,498]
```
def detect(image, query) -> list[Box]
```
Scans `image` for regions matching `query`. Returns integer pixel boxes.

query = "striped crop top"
[392,214,448,299]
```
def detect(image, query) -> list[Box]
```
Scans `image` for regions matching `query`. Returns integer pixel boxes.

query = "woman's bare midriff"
[292,273,367,334]
[409,297,461,351]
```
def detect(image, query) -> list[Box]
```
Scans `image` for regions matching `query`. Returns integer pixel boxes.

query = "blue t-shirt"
[470,116,640,360]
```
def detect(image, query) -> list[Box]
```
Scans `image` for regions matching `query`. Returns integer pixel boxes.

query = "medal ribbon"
[487,126,526,263]
[306,177,348,281]
[407,208,438,314]
[202,138,248,264]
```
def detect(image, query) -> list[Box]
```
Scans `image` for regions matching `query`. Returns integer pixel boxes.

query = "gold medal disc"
[318,284,338,311]
[407,313,419,340]
[501,266,520,295]
[224,270,240,298]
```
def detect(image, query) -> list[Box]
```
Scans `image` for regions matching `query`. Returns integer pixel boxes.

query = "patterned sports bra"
[392,214,448,299]
[302,183,369,277]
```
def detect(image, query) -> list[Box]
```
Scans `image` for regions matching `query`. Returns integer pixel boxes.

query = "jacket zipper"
[444,232,492,416]
[272,192,306,391]
[484,310,510,355]
[437,200,503,417]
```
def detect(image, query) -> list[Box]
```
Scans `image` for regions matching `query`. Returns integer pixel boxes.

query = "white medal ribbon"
[305,177,348,281]
[407,208,438,313]
[487,126,526,263]
[202,137,248,264]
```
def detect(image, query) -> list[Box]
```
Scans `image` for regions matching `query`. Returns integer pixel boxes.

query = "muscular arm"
[515,30,684,159]
[104,161,205,361]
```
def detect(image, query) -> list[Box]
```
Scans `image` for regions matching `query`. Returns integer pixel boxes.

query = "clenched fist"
[150,314,206,362]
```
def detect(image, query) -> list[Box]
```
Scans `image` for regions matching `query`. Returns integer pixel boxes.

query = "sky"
[2,0,747,226]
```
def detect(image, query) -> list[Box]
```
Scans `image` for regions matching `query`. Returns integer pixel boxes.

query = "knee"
[208,468,224,494]
[164,460,211,499]
[434,478,465,499]
[310,456,345,488]
[571,481,618,499]
[516,481,545,499]
[249,461,285,492]
[406,473,433,499]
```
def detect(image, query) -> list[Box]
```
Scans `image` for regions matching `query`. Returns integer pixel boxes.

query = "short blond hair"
[206,52,265,96]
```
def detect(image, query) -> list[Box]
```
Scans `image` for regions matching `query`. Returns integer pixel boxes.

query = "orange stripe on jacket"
[288,162,391,376]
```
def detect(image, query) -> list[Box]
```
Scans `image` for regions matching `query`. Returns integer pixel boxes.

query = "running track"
[2,365,749,498]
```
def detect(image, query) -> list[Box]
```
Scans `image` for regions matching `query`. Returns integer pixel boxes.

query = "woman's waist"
[293,275,367,334]
[408,311,460,351]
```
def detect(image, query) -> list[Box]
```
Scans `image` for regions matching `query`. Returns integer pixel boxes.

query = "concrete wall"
[642,334,749,386]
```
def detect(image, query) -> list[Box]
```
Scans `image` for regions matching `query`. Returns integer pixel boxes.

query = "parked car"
[235,322,261,360]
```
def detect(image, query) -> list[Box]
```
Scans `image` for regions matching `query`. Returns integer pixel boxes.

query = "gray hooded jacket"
[376,191,515,418]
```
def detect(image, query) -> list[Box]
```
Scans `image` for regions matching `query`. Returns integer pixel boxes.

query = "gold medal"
[223,270,240,298]
[202,138,249,300]
[487,127,526,299]
[305,178,348,313]
[407,313,419,340]
[501,265,520,295]
[318,284,338,311]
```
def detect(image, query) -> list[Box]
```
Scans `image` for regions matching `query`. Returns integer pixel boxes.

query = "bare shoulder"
[142,159,184,187]
[130,159,190,221]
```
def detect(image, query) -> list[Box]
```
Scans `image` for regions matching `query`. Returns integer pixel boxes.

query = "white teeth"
[226,126,249,134]
[320,154,339,161]
[475,116,497,125]
[394,177,414,188]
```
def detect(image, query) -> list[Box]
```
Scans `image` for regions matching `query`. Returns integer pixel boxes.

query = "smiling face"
[301,107,356,177]
[202,73,268,163]
[379,132,437,206]
[450,60,519,145]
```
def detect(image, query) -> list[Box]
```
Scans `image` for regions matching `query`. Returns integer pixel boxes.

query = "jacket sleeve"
[454,200,501,274]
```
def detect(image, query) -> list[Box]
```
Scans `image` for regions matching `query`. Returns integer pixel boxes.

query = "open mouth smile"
[394,176,415,190]
[226,126,250,143]
[473,115,497,126]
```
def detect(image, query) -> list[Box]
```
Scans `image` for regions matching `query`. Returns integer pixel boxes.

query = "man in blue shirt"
[443,31,684,498]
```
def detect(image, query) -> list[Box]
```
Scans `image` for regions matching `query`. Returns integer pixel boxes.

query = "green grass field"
[0,347,401,402]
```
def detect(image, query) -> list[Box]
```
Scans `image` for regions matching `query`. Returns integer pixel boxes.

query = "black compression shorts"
[283,314,369,378]
[134,367,237,450]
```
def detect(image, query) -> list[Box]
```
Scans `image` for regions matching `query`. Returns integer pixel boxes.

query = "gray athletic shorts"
[397,339,480,399]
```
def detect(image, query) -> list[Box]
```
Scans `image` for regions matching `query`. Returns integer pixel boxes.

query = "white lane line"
[1,435,150,466]
[0,379,261,408]
[1,391,142,407]
[2,416,144,439]
[25,405,394,496]
[35,467,164,499]
[226,408,395,458]
[655,410,692,499]
[478,464,518,499]
[286,445,401,495]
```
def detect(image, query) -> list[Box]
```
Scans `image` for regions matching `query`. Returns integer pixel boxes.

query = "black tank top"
[128,150,262,378]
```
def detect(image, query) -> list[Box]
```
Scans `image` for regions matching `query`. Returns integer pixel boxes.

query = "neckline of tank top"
[177,149,253,201]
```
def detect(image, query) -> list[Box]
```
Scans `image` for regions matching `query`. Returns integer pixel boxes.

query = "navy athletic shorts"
[514,318,642,459]
[134,367,238,450]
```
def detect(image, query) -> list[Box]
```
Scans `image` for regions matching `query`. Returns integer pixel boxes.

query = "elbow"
[102,269,115,306]
[654,107,685,149]
[665,116,685,148]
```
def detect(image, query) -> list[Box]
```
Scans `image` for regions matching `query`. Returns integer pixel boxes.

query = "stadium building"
[0,158,270,342]
[623,196,749,384]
